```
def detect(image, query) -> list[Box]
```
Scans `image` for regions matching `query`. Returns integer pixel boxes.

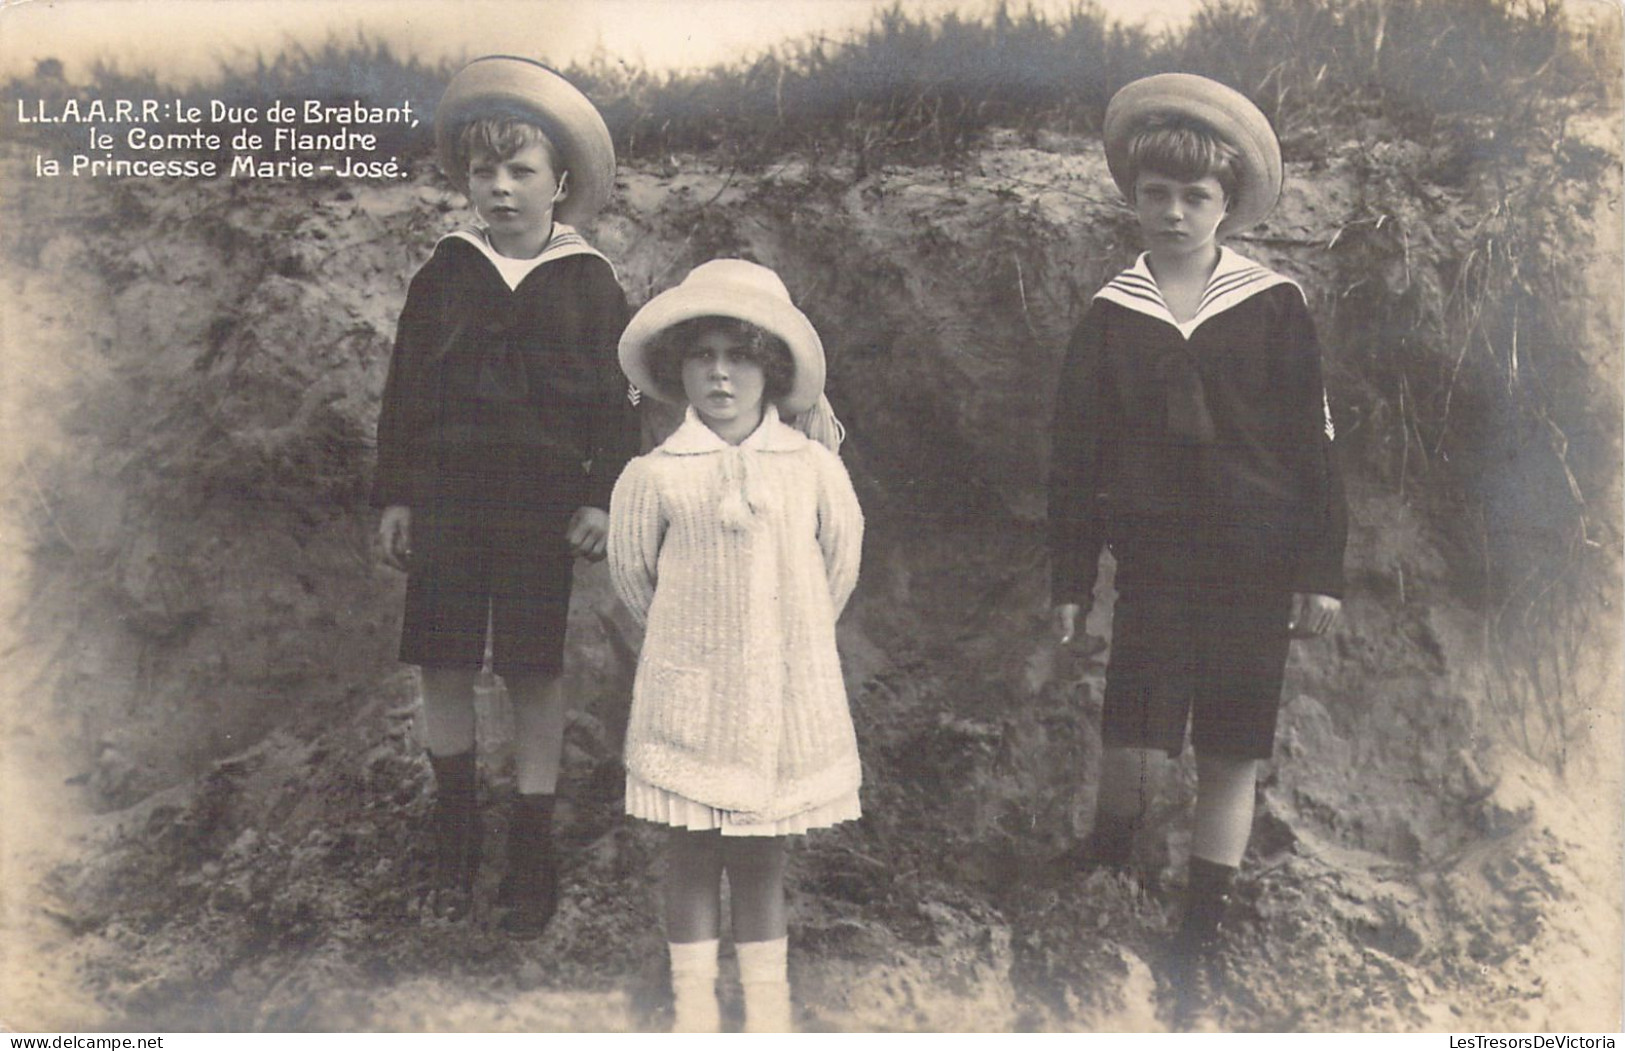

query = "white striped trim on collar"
[441,222,614,291]
[1094,247,1301,339]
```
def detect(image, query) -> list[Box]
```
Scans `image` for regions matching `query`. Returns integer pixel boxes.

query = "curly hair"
[1124,113,1244,205]
[646,317,796,405]
[454,116,564,178]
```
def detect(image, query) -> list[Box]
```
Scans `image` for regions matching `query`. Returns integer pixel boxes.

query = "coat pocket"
[630,661,716,759]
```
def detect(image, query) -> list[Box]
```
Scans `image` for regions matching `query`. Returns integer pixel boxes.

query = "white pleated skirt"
[625,770,861,837]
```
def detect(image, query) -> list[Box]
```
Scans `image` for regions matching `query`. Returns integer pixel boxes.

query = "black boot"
[426,750,481,921]
[496,792,559,939]
[1174,856,1235,955]
[1167,856,1235,1028]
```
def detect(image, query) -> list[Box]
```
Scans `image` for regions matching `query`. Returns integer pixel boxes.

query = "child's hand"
[1054,603,1084,644]
[1288,592,1341,639]
[567,506,609,561]
[379,505,412,572]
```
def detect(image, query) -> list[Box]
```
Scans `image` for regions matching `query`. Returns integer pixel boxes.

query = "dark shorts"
[1101,541,1294,760]
[399,442,584,676]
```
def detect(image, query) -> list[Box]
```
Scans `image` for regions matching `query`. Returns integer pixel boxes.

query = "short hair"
[455,116,564,176]
[647,317,796,405]
[1124,113,1243,204]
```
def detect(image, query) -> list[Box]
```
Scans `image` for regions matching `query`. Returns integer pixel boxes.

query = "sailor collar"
[1093,247,1302,340]
[659,403,810,456]
[441,222,614,291]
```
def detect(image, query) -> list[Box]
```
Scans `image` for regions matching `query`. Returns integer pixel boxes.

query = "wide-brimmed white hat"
[1103,73,1283,235]
[619,260,826,416]
[435,56,615,226]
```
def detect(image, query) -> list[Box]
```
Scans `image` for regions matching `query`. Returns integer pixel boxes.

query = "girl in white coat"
[609,260,863,1033]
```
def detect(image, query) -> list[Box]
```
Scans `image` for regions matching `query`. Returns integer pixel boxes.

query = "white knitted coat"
[608,405,864,821]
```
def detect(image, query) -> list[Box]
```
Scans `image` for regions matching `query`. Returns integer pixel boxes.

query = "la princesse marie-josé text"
[18,97,418,180]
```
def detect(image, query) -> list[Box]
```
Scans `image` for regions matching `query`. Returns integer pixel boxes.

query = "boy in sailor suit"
[373,57,636,936]
[1047,74,1348,1015]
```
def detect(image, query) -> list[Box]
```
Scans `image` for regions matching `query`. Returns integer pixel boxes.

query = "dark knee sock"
[426,750,480,896]
[1179,855,1237,943]
[428,748,476,788]
[507,793,557,865]
[497,792,560,927]
[1087,812,1139,867]
[428,751,478,821]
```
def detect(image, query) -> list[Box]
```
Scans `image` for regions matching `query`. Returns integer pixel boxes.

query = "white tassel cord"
[789,393,846,454]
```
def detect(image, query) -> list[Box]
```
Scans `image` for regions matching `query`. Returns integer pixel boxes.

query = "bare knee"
[418,666,480,755]
[1195,753,1259,791]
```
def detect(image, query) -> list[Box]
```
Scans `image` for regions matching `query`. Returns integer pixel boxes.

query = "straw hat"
[1103,73,1283,235]
[619,260,826,416]
[435,56,615,226]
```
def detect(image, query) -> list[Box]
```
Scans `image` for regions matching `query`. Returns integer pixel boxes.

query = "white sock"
[668,939,720,1033]
[736,936,792,1033]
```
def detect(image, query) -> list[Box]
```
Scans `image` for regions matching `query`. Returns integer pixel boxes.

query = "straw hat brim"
[435,56,615,226]
[619,284,826,417]
[1103,73,1282,235]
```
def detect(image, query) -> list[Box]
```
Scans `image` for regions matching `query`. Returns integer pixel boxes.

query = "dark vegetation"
[11,0,1611,164]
